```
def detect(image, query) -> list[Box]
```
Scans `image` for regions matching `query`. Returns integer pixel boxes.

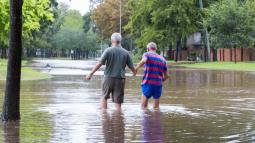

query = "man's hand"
[85,73,93,80]
[130,67,137,76]
[85,62,103,81]
[163,76,168,82]
[134,68,138,76]
[134,58,146,75]
[163,72,169,82]
[133,71,137,76]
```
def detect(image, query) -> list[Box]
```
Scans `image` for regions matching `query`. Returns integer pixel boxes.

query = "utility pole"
[199,0,211,61]
[89,0,104,56]
[119,0,122,34]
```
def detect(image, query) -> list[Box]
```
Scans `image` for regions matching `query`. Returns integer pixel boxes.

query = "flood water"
[1,59,255,143]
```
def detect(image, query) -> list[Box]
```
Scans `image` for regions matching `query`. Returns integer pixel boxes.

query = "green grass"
[0,59,49,80]
[176,62,255,71]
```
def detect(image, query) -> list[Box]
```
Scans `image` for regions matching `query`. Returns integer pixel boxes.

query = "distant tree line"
[91,0,255,62]
[1,0,255,61]
[0,0,100,60]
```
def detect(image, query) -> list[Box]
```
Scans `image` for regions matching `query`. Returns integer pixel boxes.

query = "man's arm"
[126,53,136,76]
[86,49,108,80]
[163,62,169,82]
[163,71,169,82]
[135,58,147,72]
[85,62,102,80]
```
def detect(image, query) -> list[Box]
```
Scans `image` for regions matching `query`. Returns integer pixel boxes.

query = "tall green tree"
[2,0,23,121]
[0,0,9,46]
[1,0,55,121]
[91,0,129,39]
[83,12,93,33]
[53,10,85,50]
[24,0,59,57]
[205,0,255,48]
[0,0,9,58]
[53,10,99,59]
[126,0,201,61]
[22,0,54,39]
[0,0,54,55]
[205,0,255,62]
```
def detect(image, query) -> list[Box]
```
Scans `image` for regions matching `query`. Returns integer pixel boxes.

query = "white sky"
[57,0,90,15]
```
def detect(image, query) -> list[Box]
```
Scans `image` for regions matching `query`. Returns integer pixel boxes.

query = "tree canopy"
[126,0,201,49]
[0,0,10,46]
[205,0,255,48]
[91,0,129,39]
[0,0,54,47]
[53,10,99,53]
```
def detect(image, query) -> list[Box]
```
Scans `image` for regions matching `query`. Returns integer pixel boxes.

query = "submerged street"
[1,59,255,143]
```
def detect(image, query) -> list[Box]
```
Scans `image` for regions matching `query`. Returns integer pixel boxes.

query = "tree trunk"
[199,0,211,62]
[212,49,216,61]
[0,47,7,59]
[86,51,89,59]
[241,47,243,61]
[2,0,23,121]
[0,46,2,58]
[0,46,3,59]
[4,48,7,59]
[234,47,237,64]
[167,45,172,60]
[74,50,77,60]
[174,38,181,62]
[204,45,207,62]
[162,47,165,57]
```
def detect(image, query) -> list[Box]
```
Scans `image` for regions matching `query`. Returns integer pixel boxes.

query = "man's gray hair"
[111,33,122,42]
[147,42,157,50]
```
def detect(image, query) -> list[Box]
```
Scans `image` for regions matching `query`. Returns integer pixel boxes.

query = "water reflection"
[142,110,163,143]
[1,60,255,142]
[102,110,125,143]
[3,122,20,143]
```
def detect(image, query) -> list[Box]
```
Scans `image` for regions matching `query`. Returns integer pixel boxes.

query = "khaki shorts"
[102,77,125,104]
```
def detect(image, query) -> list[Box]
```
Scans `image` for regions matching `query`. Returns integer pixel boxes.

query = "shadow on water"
[141,110,163,143]
[3,122,20,143]
[101,110,125,143]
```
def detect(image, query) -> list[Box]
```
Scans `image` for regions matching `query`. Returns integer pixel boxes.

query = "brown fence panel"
[251,49,255,61]
[224,49,231,61]
[217,49,221,61]
[243,48,250,61]
[180,51,188,61]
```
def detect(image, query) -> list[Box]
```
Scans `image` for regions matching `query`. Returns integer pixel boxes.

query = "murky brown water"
[1,60,255,143]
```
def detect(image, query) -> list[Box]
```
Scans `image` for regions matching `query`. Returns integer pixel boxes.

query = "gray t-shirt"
[100,46,134,78]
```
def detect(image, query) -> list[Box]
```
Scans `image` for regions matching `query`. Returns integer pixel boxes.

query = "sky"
[57,0,90,15]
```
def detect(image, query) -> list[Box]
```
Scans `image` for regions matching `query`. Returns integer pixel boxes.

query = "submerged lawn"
[0,59,49,80]
[177,62,255,71]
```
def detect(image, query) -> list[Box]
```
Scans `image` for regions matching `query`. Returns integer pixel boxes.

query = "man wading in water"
[135,42,169,110]
[86,33,136,111]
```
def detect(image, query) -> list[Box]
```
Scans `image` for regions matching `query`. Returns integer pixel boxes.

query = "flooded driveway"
[1,59,255,143]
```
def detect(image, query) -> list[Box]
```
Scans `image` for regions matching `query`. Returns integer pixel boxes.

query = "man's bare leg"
[141,95,149,109]
[115,103,122,111]
[153,99,160,110]
[101,98,107,109]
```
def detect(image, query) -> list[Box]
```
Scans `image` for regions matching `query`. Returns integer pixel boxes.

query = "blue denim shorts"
[141,84,162,99]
